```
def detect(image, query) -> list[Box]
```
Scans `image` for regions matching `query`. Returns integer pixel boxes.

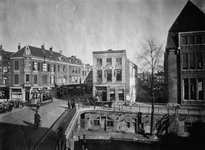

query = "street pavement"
[0,98,68,150]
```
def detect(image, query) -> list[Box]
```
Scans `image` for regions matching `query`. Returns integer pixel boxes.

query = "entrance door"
[25,88,30,101]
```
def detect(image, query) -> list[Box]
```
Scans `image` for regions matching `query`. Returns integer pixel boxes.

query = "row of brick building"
[0,44,92,102]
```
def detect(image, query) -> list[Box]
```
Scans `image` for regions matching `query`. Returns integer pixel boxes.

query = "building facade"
[93,49,138,103]
[0,45,13,101]
[164,1,205,107]
[9,44,82,101]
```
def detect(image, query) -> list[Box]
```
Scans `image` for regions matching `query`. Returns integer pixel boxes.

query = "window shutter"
[38,62,40,71]
[54,64,56,72]
[48,64,50,71]
[41,63,43,71]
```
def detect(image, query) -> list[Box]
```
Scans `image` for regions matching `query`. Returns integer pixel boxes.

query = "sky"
[0,0,205,65]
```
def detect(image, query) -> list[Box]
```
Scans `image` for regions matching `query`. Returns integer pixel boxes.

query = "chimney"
[0,44,2,51]
[18,43,21,51]
[49,47,53,51]
[41,44,45,50]
[60,50,63,55]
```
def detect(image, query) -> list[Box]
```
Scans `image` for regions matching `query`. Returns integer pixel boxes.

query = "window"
[107,120,114,127]
[182,54,188,69]
[58,65,60,72]
[181,36,187,45]
[126,122,130,128]
[94,120,100,126]
[3,67,7,73]
[3,77,7,85]
[14,74,19,84]
[51,65,54,72]
[38,62,40,71]
[26,74,30,83]
[50,75,54,84]
[42,75,47,84]
[43,63,47,71]
[116,58,122,65]
[34,75,38,84]
[115,69,122,81]
[196,35,202,44]
[97,70,102,83]
[196,53,202,69]
[106,58,112,65]
[63,66,65,72]
[184,79,189,99]
[47,64,50,72]
[190,79,196,100]
[33,62,38,71]
[198,79,203,100]
[106,69,112,81]
[188,35,194,44]
[189,53,195,69]
[14,61,19,70]
[118,89,124,101]
[97,58,102,66]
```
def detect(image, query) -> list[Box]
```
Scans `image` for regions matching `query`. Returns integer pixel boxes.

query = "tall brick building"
[0,45,14,101]
[9,44,82,101]
[164,1,205,106]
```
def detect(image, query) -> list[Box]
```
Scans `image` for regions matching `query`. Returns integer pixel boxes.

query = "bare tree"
[137,38,164,135]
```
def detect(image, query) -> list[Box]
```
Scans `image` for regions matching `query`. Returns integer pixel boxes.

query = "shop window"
[190,79,196,100]
[97,58,102,66]
[189,53,195,69]
[188,35,194,44]
[181,36,187,45]
[107,120,114,127]
[182,54,188,69]
[106,58,112,66]
[198,79,203,100]
[196,35,202,44]
[184,79,189,99]
[196,53,202,69]
[184,122,192,132]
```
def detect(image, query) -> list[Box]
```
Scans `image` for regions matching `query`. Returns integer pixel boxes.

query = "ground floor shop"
[10,86,54,102]
[93,84,126,103]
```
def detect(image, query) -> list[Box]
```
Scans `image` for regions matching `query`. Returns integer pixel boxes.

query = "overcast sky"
[0,0,205,65]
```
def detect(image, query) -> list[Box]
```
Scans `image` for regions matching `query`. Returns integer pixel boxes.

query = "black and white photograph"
[0,0,205,149]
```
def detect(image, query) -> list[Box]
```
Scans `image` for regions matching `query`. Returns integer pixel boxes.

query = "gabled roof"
[166,1,205,49]
[169,1,205,32]
[11,45,67,62]
[0,50,14,60]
